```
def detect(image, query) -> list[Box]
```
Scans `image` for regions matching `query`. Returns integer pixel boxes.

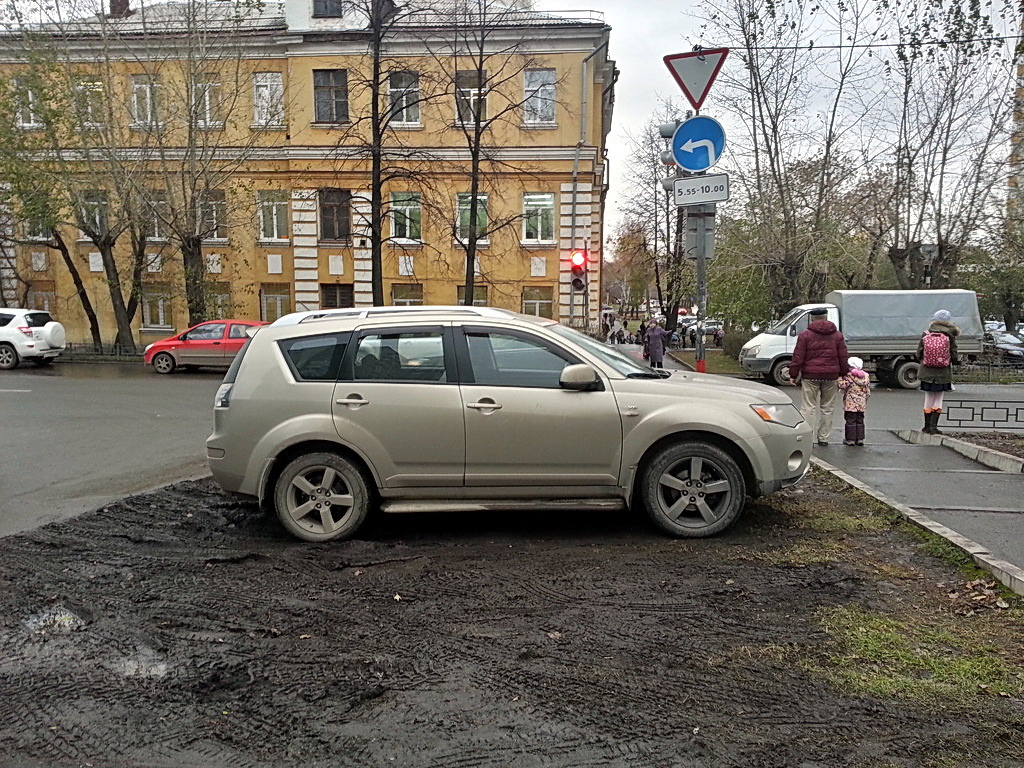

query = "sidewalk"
[815,428,1024,595]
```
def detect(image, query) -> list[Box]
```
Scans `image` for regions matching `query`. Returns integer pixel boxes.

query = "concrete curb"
[811,456,1024,596]
[893,430,1024,473]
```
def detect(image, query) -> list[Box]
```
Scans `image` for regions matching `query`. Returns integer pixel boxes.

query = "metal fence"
[942,399,1024,431]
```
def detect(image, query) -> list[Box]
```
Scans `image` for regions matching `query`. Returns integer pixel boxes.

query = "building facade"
[0,0,616,347]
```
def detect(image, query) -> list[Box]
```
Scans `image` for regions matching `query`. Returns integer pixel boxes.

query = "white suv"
[0,308,67,369]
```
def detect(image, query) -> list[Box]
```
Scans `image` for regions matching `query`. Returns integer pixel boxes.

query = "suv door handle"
[466,400,502,411]
[336,397,370,406]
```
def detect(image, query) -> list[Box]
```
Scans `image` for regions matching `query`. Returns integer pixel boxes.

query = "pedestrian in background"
[837,356,871,446]
[638,320,650,359]
[645,319,672,369]
[918,309,960,435]
[789,307,850,446]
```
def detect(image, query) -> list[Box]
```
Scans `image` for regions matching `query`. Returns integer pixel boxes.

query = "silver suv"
[0,308,67,369]
[207,308,810,542]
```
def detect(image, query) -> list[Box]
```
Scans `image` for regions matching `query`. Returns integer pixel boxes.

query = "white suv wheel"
[0,343,18,370]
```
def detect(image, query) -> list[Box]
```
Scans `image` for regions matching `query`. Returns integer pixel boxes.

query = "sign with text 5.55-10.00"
[673,173,729,207]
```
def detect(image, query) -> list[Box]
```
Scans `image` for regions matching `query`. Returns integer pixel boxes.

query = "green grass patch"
[810,604,1024,703]
[668,349,746,376]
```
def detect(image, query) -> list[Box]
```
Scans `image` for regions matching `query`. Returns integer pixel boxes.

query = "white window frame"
[193,73,223,129]
[253,71,285,127]
[198,189,228,241]
[260,284,292,323]
[142,285,173,328]
[388,71,420,125]
[14,79,41,129]
[391,283,423,306]
[456,70,487,124]
[145,189,168,241]
[456,193,488,243]
[131,74,162,128]
[258,190,289,241]
[522,192,555,244]
[390,192,422,242]
[80,191,109,234]
[146,253,162,273]
[524,68,556,124]
[75,79,105,129]
[522,286,553,319]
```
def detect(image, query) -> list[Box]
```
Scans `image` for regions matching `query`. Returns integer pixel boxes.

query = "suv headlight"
[751,402,803,428]
[742,344,760,358]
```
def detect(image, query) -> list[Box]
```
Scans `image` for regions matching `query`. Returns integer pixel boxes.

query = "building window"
[319,188,351,241]
[142,283,173,327]
[131,74,161,128]
[391,283,423,306]
[146,253,162,273]
[192,73,223,128]
[523,192,555,243]
[80,190,109,234]
[260,283,292,323]
[390,192,421,242]
[198,189,228,240]
[88,253,103,272]
[74,79,105,128]
[388,71,420,124]
[457,285,488,306]
[31,252,48,272]
[26,217,50,242]
[321,283,354,309]
[259,191,289,240]
[522,286,553,319]
[144,189,168,241]
[456,70,487,123]
[524,68,556,124]
[207,283,231,317]
[14,79,40,129]
[207,253,223,274]
[530,256,547,277]
[312,0,346,16]
[27,281,55,312]
[457,193,488,242]
[253,71,284,126]
[399,254,414,276]
[313,70,348,123]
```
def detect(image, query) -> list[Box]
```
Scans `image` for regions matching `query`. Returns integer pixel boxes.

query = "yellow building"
[0,0,617,348]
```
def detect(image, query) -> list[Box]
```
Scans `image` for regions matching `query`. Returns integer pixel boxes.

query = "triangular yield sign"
[663,48,729,111]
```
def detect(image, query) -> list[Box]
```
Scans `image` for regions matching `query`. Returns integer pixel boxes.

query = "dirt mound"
[1,476,1022,767]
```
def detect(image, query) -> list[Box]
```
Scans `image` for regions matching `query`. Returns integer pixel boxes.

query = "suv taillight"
[215,383,233,408]
[17,326,32,337]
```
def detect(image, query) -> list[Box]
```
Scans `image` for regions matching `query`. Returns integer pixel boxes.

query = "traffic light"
[569,249,587,292]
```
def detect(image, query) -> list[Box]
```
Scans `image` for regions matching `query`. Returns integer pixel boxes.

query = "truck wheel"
[641,442,746,538]
[769,358,792,387]
[894,361,921,389]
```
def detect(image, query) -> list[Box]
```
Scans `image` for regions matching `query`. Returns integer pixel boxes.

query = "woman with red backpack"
[917,309,960,435]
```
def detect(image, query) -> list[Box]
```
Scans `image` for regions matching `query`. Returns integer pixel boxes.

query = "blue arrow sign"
[671,116,726,173]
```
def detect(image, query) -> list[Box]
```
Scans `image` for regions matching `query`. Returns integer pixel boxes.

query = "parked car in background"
[985,331,1024,368]
[144,319,265,374]
[207,307,811,543]
[0,308,66,370]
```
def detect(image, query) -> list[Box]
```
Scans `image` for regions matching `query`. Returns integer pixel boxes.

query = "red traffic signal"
[569,249,587,292]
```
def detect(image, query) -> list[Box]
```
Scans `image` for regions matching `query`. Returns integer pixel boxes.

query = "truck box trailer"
[738,289,983,389]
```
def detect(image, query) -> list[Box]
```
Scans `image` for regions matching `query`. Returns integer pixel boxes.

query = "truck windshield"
[766,307,805,335]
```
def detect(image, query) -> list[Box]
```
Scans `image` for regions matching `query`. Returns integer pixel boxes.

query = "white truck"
[738,289,984,389]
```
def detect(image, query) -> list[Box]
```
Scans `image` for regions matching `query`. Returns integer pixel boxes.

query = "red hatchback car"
[143,319,265,374]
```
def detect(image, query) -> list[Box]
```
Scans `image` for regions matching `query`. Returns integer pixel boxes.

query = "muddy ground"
[949,431,1024,461]
[1,473,1022,768]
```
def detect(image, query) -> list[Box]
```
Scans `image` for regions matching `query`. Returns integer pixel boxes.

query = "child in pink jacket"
[837,356,871,446]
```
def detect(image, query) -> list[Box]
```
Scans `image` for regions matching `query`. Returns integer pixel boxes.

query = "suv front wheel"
[274,452,370,542]
[641,442,746,537]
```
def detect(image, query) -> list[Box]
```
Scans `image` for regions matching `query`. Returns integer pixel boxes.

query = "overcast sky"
[533,0,706,233]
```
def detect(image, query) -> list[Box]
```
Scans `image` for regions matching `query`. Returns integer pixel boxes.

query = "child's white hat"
[848,356,864,369]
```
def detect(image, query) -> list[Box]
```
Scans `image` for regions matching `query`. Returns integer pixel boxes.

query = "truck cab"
[739,304,838,386]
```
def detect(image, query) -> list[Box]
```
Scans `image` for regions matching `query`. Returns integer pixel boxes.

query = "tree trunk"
[52,231,103,351]
[98,241,136,354]
[182,235,207,326]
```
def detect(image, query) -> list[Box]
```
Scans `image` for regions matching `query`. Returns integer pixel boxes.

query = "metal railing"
[942,399,1024,431]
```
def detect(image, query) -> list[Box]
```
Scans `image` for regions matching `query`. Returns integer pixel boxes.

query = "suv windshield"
[547,323,653,376]
[765,307,804,336]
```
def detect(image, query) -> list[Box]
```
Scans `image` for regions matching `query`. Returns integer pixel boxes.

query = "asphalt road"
[0,362,222,536]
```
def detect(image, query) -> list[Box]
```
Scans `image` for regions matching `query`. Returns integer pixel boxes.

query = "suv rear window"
[279,333,350,381]
[23,312,53,327]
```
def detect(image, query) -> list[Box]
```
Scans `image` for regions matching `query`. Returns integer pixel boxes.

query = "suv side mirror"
[560,363,599,391]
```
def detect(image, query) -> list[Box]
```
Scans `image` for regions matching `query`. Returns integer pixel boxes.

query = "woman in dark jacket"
[917,309,960,435]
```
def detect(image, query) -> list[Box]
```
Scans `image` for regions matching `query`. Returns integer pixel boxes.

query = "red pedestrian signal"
[569,249,587,292]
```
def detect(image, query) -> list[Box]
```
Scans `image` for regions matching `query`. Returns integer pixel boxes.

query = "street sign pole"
[694,203,708,373]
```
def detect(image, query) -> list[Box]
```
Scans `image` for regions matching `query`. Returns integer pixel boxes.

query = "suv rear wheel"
[641,442,746,537]
[0,343,19,370]
[274,452,370,542]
